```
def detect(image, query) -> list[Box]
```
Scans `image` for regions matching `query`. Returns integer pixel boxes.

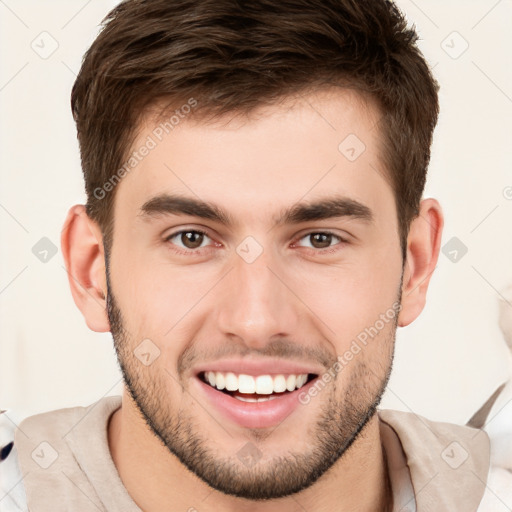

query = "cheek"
[108,251,172,340]
[108,253,211,374]
[332,313,396,394]
[305,256,401,320]
[300,254,402,359]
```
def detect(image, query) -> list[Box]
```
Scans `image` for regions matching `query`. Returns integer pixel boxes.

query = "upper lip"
[193,358,324,377]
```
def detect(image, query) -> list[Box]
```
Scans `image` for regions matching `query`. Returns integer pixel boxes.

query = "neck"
[108,391,392,512]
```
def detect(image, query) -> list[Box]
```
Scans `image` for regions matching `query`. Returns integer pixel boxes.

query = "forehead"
[113,87,393,225]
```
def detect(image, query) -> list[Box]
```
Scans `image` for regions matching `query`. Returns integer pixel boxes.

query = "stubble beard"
[106,264,398,500]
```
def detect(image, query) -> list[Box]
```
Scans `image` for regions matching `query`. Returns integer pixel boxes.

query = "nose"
[216,244,300,350]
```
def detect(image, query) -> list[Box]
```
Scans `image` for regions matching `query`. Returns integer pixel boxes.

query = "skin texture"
[62,88,443,511]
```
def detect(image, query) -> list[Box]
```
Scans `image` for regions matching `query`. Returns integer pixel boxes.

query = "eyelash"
[164,229,348,256]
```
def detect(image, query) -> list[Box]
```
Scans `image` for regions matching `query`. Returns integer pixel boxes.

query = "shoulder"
[380,407,474,434]
[17,397,113,433]
[13,395,122,442]
[11,396,122,459]
[2,396,122,511]
[378,408,490,457]
[378,408,491,511]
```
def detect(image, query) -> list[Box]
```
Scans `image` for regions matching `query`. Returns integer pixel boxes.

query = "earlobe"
[61,205,110,332]
[397,198,444,327]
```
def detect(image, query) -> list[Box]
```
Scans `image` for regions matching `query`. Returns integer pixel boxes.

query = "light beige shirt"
[5,396,491,511]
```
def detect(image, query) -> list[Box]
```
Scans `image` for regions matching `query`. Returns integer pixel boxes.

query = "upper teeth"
[203,372,309,394]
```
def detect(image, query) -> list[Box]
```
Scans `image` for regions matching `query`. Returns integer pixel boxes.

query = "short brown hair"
[71,0,439,257]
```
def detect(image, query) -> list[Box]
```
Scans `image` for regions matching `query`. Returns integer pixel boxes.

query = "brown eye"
[180,231,205,249]
[296,232,344,251]
[165,229,211,251]
[309,233,334,249]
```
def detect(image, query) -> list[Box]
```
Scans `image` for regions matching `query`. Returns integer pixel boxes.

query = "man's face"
[106,88,404,499]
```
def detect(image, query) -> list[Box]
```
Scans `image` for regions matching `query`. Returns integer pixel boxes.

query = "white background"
[1,0,511,425]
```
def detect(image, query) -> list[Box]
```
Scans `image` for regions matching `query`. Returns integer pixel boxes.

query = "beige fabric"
[379,409,490,512]
[380,419,416,511]
[12,396,490,511]
[14,396,138,512]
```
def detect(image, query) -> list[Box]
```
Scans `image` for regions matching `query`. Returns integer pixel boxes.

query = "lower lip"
[194,375,318,429]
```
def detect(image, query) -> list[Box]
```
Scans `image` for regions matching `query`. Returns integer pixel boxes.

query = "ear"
[61,205,110,332]
[398,198,444,327]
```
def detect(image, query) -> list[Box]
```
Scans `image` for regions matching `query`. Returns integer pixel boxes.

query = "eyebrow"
[139,193,373,227]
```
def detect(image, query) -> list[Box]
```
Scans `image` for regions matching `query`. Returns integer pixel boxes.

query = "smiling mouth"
[199,371,318,402]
